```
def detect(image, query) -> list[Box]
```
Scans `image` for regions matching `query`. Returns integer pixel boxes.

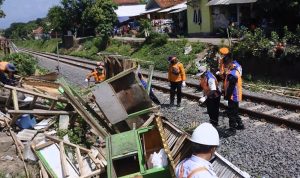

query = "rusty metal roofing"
[113,0,140,5]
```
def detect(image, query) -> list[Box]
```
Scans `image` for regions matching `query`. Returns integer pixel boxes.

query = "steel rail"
[151,83,300,130]
[146,74,300,111]
[21,49,300,130]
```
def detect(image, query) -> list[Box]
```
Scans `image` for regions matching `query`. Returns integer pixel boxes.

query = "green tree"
[82,0,117,37]
[47,6,66,32]
[0,0,5,18]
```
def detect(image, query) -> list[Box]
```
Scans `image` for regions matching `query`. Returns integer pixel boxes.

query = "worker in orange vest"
[0,62,16,85]
[176,123,219,178]
[224,56,244,136]
[198,66,221,127]
[168,56,186,107]
[85,64,106,84]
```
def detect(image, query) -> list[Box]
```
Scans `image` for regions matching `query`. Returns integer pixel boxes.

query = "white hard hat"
[191,123,219,146]
[196,66,207,76]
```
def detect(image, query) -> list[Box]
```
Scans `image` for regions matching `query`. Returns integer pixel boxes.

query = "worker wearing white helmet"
[176,123,219,178]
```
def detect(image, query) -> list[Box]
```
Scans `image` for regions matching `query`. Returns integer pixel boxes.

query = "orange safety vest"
[200,71,218,96]
[0,62,9,72]
[168,62,186,82]
[86,68,106,83]
[218,58,225,75]
[224,67,242,102]
[179,164,208,178]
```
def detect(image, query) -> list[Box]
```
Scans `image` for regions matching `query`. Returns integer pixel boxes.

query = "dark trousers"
[227,100,242,128]
[170,81,182,104]
[0,72,9,84]
[150,90,161,105]
[206,96,221,125]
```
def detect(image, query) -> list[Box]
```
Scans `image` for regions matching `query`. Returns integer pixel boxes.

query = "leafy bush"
[1,53,37,76]
[14,39,60,53]
[144,32,168,47]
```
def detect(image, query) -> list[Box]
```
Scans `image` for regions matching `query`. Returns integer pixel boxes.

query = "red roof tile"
[155,0,185,8]
[113,0,140,5]
[32,27,43,34]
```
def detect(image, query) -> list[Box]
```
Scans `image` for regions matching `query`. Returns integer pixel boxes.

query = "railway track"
[19,48,300,130]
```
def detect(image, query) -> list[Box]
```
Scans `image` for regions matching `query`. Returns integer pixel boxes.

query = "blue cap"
[168,56,175,62]
[7,63,16,72]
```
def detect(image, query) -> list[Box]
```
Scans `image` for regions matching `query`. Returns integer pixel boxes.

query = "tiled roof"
[113,0,140,5]
[32,27,43,34]
[155,0,185,8]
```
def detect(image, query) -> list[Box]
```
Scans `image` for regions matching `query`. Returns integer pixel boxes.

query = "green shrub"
[1,53,37,76]
[144,32,168,47]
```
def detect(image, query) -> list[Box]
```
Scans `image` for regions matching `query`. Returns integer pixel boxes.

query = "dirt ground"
[0,132,39,178]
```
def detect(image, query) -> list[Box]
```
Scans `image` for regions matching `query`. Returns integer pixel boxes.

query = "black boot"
[235,121,245,130]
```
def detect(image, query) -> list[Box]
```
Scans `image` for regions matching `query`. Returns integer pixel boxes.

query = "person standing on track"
[198,66,221,127]
[224,56,245,136]
[176,123,219,178]
[168,56,186,107]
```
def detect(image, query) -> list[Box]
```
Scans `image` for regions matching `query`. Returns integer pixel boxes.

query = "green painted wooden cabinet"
[106,126,173,178]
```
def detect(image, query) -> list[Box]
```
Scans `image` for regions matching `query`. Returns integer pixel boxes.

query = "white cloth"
[182,81,186,87]
[175,155,218,178]
[85,78,88,82]
[208,78,217,91]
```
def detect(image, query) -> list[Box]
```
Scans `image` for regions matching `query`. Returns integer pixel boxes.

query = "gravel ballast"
[35,55,300,178]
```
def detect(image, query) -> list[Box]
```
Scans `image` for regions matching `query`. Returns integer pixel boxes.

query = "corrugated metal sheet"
[207,0,257,6]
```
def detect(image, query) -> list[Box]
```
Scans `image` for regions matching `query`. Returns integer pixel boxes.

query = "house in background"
[32,27,44,40]
[113,0,141,5]
[187,0,257,36]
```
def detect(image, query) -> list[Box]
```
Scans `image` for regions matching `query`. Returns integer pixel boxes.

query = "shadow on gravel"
[216,127,235,138]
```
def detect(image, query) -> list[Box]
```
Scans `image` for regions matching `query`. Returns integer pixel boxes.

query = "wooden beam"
[75,147,84,176]
[79,170,101,178]
[12,89,19,111]
[59,141,69,177]
[46,135,90,153]
[4,85,68,102]
[39,161,49,178]
[8,109,76,115]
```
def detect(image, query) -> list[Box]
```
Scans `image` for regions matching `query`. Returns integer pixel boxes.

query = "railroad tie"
[247,105,264,111]
[263,108,283,115]
[281,113,300,120]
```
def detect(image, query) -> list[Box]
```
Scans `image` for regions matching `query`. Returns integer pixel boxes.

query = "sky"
[0,0,61,29]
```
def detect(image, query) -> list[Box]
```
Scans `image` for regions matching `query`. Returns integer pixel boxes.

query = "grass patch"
[14,39,60,53]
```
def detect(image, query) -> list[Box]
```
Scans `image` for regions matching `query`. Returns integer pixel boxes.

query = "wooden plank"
[39,161,49,178]
[46,135,90,153]
[87,152,101,169]
[34,141,55,151]
[59,115,70,130]
[79,170,101,178]
[8,109,76,115]
[4,85,68,102]
[12,89,19,111]
[59,141,69,177]
[75,147,84,176]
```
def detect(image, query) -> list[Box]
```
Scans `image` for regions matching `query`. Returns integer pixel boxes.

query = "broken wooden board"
[59,115,70,130]
[34,142,80,178]
[34,117,56,130]
[17,129,38,141]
